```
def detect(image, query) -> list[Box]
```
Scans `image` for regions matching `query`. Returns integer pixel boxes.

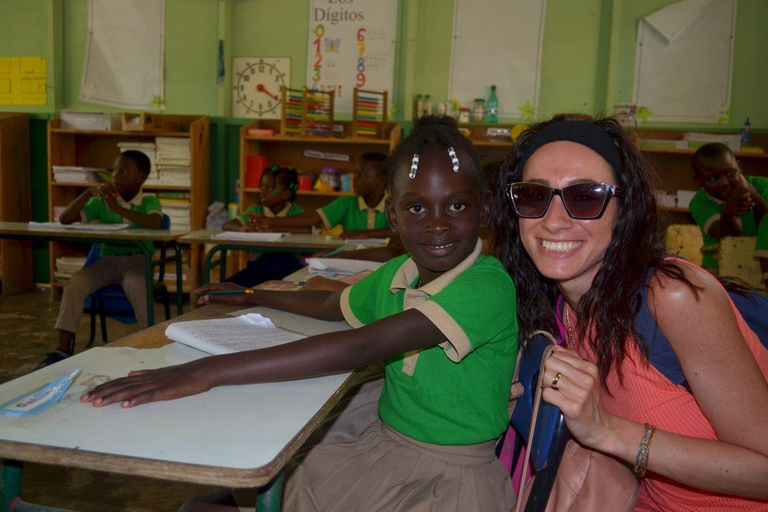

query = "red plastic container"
[298,174,314,191]
[246,156,268,189]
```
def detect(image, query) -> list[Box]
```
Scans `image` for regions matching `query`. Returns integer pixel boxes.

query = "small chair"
[508,331,570,512]
[83,214,173,345]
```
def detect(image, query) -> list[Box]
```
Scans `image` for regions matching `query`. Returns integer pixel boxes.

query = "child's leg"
[120,255,150,329]
[54,257,123,352]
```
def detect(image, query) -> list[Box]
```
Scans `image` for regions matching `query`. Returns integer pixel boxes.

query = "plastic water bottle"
[741,117,752,148]
[485,85,499,123]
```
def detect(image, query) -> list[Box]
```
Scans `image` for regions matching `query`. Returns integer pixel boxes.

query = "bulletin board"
[306,0,398,115]
[633,0,738,124]
[449,0,547,120]
[0,57,46,106]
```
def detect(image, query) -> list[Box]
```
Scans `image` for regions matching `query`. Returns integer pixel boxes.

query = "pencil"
[202,289,255,296]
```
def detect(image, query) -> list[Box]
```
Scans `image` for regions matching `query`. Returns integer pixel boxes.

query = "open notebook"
[165,313,305,355]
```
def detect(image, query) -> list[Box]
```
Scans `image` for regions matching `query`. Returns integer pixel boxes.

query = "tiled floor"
[0,288,218,512]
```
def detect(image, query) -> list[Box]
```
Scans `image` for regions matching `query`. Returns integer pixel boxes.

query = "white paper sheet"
[211,232,289,242]
[449,0,547,119]
[80,0,165,109]
[28,222,130,231]
[633,0,738,123]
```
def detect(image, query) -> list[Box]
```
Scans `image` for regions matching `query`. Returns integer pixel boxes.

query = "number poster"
[307,0,398,115]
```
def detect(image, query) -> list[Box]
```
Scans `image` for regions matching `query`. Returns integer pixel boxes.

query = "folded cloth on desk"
[307,257,384,277]
[211,231,289,242]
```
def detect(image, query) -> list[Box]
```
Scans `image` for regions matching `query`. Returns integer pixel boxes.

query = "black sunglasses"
[508,182,623,219]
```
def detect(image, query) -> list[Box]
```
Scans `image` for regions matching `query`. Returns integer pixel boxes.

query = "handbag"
[512,331,639,512]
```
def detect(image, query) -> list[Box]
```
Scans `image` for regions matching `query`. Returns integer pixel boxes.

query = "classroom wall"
[1,0,767,282]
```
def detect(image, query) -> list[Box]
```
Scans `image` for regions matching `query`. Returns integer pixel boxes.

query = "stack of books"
[117,142,157,185]
[52,166,108,183]
[159,198,191,231]
[156,137,191,187]
[54,256,87,282]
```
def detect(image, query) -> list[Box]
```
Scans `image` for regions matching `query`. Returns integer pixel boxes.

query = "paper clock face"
[232,57,291,119]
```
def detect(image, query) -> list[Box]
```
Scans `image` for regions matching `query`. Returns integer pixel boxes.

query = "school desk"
[178,230,358,285]
[0,221,187,325]
[0,302,356,512]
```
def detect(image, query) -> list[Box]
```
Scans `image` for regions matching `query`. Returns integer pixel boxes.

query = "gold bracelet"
[633,423,657,479]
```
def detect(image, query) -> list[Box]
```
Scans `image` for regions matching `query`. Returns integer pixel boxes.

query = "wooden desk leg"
[256,472,284,512]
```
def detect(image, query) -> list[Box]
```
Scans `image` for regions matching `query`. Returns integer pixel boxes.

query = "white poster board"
[80,0,165,110]
[633,0,738,124]
[306,0,398,115]
[449,0,547,120]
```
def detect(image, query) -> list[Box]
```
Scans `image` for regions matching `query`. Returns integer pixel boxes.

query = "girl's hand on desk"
[80,361,213,408]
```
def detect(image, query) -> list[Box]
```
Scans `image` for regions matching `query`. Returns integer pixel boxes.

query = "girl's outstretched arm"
[81,309,445,408]
[542,264,768,500]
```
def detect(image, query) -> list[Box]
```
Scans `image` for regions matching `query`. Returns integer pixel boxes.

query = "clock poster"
[307,0,398,115]
[232,57,291,119]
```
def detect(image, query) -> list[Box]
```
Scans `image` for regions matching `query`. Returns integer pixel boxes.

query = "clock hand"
[256,84,278,101]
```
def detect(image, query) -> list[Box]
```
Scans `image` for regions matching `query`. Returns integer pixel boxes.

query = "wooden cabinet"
[46,114,210,297]
[0,113,33,296]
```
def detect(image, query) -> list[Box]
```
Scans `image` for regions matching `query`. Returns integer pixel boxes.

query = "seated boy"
[255,152,393,239]
[40,150,163,367]
[690,143,768,280]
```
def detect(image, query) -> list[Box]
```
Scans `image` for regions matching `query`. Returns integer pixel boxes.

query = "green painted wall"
[1,0,767,282]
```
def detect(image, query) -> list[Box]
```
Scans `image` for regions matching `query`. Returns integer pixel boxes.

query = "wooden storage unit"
[0,113,33,296]
[240,119,400,213]
[46,114,210,298]
[636,130,768,224]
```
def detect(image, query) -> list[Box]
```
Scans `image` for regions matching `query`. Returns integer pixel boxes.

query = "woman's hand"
[80,361,215,408]
[194,282,253,306]
[540,346,618,450]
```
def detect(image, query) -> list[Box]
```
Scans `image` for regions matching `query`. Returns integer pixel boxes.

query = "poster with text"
[307,0,398,115]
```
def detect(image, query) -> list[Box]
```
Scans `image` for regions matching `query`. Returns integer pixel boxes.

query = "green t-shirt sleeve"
[238,205,264,224]
[689,190,719,237]
[341,259,394,326]
[142,195,162,215]
[290,204,305,215]
[81,196,104,222]
[317,197,351,230]
[418,260,517,360]
[748,176,768,203]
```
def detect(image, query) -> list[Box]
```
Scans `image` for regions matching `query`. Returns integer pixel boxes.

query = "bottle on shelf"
[741,117,752,148]
[414,94,423,119]
[424,95,433,116]
[485,85,499,123]
[472,99,485,122]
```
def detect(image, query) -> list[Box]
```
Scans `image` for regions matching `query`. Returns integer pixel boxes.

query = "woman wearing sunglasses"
[491,115,768,510]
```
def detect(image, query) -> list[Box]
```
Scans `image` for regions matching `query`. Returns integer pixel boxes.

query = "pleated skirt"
[283,419,516,512]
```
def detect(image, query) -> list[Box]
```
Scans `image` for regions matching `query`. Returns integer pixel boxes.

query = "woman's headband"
[517,120,622,174]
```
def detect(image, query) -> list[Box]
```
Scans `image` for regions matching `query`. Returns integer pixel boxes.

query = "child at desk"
[222,167,307,287]
[83,117,519,511]
[690,143,768,281]
[255,152,393,240]
[40,151,163,368]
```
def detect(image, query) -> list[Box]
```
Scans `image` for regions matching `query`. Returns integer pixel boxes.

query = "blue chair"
[83,214,173,346]
[507,331,570,512]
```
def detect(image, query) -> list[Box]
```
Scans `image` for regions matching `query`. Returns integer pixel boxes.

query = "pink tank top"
[573,260,768,511]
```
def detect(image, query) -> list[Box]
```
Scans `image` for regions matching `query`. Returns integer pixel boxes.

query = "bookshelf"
[46,115,210,298]
[0,113,33,296]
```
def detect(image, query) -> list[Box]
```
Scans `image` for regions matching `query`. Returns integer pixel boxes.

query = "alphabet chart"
[306,0,397,115]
